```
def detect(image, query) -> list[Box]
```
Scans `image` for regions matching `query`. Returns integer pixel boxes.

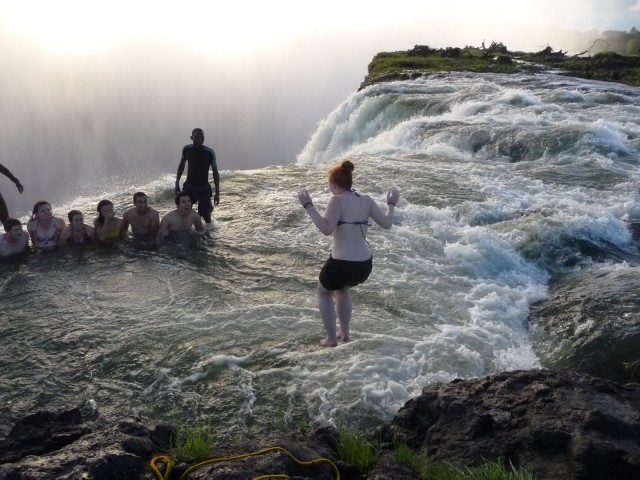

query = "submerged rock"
[529,266,640,383]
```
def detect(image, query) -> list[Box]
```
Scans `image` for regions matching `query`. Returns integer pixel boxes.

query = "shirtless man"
[158,192,204,243]
[121,192,160,242]
[0,218,29,256]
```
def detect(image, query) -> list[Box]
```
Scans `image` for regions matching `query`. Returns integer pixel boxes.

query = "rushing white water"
[2,71,640,440]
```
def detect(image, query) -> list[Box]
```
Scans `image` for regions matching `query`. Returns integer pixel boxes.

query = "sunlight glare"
[1,0,425,55]
[3,0,630,57]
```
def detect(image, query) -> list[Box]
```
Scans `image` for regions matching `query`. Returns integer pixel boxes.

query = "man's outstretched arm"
[0,164,23,193]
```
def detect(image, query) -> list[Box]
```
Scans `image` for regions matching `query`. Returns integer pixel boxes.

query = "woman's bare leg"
[317,281,337,346]
[335,288,352,341]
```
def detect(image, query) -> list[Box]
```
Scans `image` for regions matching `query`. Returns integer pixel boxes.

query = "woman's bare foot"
[337,330,350,342]
[320,338,337,347]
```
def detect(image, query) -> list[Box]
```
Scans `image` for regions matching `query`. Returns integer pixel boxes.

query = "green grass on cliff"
[394,442,536,480]
[335,428,379,472]
[366,46,640,87]
[368,48,518,77]
[333,429,536,479]
[170,417,215,463]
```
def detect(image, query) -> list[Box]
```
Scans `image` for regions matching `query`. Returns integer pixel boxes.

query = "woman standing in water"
[27,201,65,250]
[297,160,400,347]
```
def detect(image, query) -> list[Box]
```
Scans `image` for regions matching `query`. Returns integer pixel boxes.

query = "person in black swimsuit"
[297,160,400,347]
[0,163,24,228]
[58,210,95,247]
[174,128,220,225]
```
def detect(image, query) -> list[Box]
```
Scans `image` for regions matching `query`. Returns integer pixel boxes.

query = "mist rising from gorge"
[0,13,635,213]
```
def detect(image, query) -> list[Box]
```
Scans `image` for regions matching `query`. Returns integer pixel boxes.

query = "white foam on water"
[5,71,640,438]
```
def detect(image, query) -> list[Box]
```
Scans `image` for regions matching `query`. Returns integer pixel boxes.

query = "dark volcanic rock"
[0,408,87,463]
[367,452,417,480]
[358,72,424,90]
[0,408,345,480]
[0,402,174,480]
[3,370,639,479]
[381,369,640,480]
[176,438,341,480]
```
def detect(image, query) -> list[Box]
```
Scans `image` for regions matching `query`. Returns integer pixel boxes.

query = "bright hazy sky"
[2,0,640,204]
[2,0,640,55]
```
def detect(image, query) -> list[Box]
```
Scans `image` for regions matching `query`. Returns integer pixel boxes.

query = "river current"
[2,71,640,439]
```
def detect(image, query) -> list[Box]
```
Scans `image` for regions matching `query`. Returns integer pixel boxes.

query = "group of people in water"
[1,128,401,347]
[0,191,210,256]
[0,128,220,257]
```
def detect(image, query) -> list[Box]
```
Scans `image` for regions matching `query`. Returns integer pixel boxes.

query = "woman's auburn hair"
[328,160,354,189]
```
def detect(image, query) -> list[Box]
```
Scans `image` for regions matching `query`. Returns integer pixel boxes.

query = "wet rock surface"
[529,266,640,383]
[0,402,174,480]
[382,369,640,480]
[2,369,639,479]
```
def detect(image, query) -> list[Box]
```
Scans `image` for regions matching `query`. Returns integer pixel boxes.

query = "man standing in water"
[121,192,160,242]
[174,128,219,226]
[0,163,24,228]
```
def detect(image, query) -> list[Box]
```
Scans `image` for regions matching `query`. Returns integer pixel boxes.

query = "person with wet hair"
[297,159,400,347]
[0,218,29,256]
[94,199,123,245]
[58,210,95,246]
[157,192,204,243]
[27,201,65,250]
[121,191,160,242]
[0,163,24,228]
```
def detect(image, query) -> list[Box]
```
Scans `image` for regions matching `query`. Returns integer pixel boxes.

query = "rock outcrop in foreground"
[383,369,640,480]
[1,369,639,479]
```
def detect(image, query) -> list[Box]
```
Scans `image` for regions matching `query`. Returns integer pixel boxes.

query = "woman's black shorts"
[319,256,373,291]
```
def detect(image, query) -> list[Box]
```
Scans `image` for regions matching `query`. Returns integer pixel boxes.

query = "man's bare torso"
[125,207,158,235]
[163,210,202,234]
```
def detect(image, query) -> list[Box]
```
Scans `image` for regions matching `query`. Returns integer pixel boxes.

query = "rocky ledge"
[1,369,639,480]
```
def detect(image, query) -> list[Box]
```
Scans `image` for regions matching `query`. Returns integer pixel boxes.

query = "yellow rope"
[149,446,340,480]
[149,456,173,480]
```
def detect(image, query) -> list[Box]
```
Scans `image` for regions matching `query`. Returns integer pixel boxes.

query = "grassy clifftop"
[364,44,640,87]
